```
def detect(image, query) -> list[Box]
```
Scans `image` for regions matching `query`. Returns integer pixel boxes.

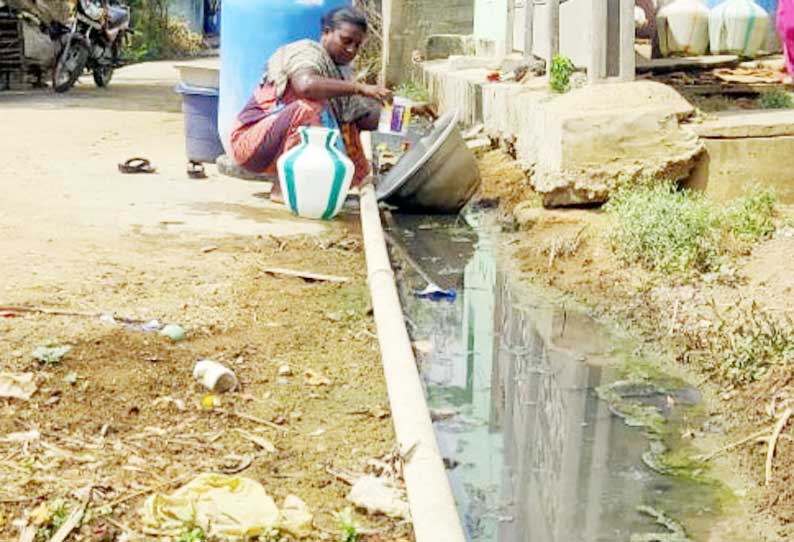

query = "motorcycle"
[52,0,131,92]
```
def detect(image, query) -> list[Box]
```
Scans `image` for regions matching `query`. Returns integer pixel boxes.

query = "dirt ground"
[0,62,411,541]
[477,149,794,540]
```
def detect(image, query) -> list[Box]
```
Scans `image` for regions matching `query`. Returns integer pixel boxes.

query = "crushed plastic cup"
[193,359,238,393]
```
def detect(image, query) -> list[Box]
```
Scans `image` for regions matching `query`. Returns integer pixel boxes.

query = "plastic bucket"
[176,82,224,164]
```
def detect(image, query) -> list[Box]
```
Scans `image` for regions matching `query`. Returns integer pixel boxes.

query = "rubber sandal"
[187,161,207,179]
[118,157,156,174]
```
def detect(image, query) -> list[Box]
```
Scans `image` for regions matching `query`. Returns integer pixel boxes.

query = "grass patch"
[758,88,794,110]
[686,300,794,384]
[606,182,778,275]
[606,182,723,274]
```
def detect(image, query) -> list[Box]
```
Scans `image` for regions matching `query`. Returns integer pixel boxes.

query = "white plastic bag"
[657,0,711,56]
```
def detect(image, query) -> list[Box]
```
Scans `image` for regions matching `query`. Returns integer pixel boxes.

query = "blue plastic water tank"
[218,0,350,154]
[177,83,225,164]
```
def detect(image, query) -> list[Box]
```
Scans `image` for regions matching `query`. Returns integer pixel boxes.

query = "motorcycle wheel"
[93,65,114,87]
[52,40,89,93]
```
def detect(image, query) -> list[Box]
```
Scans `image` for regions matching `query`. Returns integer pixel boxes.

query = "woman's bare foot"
[269,186,285,204]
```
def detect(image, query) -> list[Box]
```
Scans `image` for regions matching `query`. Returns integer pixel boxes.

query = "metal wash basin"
[375,110,481,214]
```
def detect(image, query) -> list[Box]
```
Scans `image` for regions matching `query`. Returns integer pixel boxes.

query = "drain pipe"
[359,184,466,542]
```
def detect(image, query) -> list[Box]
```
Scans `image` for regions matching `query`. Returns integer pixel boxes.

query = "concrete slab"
[636,54,739,73]
[692,110,794,139]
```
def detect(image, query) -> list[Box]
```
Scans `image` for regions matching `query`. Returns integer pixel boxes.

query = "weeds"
[334,507,360,542]
[33,498,69,542]
[178,526,207,542]
[606,183,778,275]
[395,81,430,102]
[724,185,777,241]
[606,182,723,274]
[758,89,794,110]
[549,55,575,93]
[127,0,203,61]
[688,300,794,385]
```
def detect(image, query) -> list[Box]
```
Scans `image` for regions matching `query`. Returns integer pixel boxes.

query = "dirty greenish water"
[389,213,728,542]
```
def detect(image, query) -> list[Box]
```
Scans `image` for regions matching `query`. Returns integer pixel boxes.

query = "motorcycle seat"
[107,5,129,28]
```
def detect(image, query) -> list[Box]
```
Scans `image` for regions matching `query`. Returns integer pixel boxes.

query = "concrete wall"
[382,0,474,86]
[531,0,591,66]
[474,0,508,42]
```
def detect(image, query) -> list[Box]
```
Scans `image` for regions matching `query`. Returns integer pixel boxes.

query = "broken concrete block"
[529,82,703,207]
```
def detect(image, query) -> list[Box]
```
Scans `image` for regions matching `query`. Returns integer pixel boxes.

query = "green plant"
[687,300,794,384]
[395,81,430,102]
[723,185,777,241]
[606,182,723,274]
[549,55,575,93]
[34,499,69,542]
[758,88,794,110]
[334,507,359,542]
[127,0,203,61]
[178,526,207,542]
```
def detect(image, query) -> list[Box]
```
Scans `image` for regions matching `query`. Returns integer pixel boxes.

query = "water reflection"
[392,216,721,542]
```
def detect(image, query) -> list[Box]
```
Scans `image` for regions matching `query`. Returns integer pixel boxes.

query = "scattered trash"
[153,396,186,411]
[308,428,326,437]
[62,372,78,385]
[303,370,331,387]
[193,360,238,393]
[278,364,293,377]
[415,285,457,301]
[118,157,156,174]
[258,266,351,284]
[0,372,37,400]
[430,408,458,422]
[200,393,221,410]
[235,428,276,453]
[411,340,434,354]
[220,454,253,474]
[1,429,40,443]
[32,345,72,364]
[159,323,186,342]
[347,475,409,519]
[279,495,313,538]
[139,473,283,539]
[385,233,457,301]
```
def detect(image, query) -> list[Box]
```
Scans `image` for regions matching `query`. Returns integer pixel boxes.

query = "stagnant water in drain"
[390,213,727,542]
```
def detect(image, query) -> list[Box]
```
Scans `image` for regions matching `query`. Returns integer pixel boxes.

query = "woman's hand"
[357,83,392,103]
[411,103,438,120]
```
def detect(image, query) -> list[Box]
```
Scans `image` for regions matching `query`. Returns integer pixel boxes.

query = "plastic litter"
[0,372,37,400]
[140,474,312,539]
[31,345,72,364]
[347,475,410,519]
[415,285,457,301]
[193,360,238,393]
[159,323,186,342]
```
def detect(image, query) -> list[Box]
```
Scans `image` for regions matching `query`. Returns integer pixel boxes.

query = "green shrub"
[395,81,430,102]
[549,55,575,93]
[724,185,777,241]
[605,182,723,274]
[758,89,794,110]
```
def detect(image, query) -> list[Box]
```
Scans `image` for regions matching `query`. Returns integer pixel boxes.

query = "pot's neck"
[301,126,336,147]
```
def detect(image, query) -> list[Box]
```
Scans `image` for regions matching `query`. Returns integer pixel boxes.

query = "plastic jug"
[218,0,350,154]
[657,0,711,56]
[709,0,770,56]
[276,126,354,220]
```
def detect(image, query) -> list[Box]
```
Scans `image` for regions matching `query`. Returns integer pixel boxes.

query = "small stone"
[278,364,293,377]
